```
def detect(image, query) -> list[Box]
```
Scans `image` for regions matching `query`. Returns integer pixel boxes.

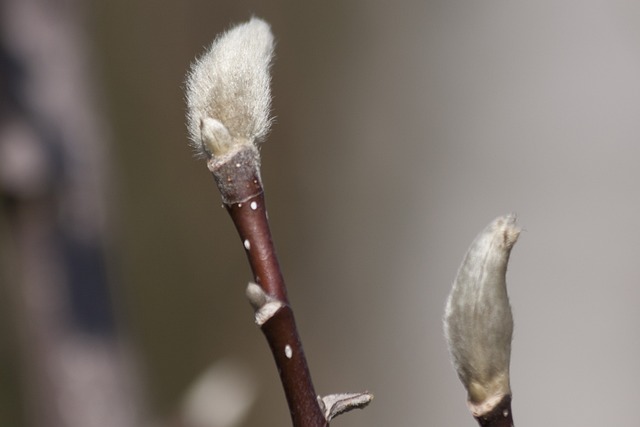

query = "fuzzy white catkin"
[185,17,274,158]
[443,214,520,415]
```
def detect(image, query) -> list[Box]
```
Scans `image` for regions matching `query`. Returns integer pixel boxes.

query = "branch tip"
[185,17,274,159]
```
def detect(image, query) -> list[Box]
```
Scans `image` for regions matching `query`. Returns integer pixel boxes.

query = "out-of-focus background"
[2,1,640,426]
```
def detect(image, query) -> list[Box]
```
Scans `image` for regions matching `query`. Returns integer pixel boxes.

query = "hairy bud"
[444,214,520,416]
[185,17,274,158]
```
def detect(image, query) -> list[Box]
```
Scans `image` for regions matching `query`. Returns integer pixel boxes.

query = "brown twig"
[209,146,327,427]
[185,18,371,425]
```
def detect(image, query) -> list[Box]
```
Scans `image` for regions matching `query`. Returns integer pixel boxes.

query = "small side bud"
[245,282,268,311]
[245,282,284,326]
[200,117,233,157]
[443,214,520,417]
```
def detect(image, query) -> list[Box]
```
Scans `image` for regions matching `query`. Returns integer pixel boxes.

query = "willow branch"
[184,17,372,427]
[209,147,327,427]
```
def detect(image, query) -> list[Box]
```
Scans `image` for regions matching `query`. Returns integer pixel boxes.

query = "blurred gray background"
[2,0,640,426]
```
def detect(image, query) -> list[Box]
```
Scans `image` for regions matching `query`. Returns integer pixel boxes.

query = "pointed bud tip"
[490,213,521,250]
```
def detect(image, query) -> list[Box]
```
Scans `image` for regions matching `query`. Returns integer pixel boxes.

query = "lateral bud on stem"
[246,282,284,326]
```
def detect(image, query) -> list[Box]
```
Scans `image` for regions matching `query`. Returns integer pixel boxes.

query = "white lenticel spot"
[285,345,293,359]
[250,201,258,210]
[244,239,251,250]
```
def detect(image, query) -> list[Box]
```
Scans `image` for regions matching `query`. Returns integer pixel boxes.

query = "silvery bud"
[444,214,520,417]
[185,17,274,159]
